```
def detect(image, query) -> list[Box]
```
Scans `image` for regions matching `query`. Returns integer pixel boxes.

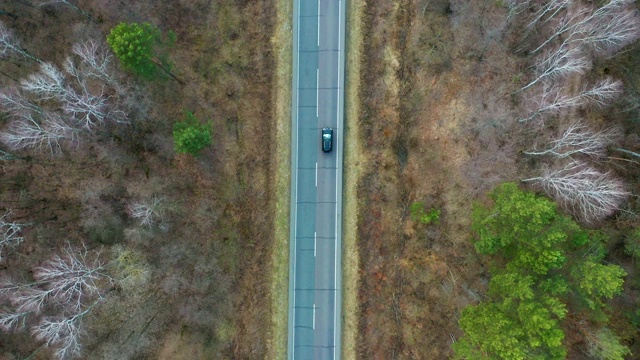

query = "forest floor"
[353,0,521,358]
[0,0,278,358]
[351,0,640,358]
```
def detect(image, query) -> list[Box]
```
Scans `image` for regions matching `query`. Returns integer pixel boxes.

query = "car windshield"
[323,133,331,139]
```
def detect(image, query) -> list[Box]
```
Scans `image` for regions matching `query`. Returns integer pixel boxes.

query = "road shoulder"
[268,0,293,358]
[342,0,365,358]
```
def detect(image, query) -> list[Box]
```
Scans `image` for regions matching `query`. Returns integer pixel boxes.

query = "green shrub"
[409,201,441,225]
[107,22,175,78]
[173,112,212,156]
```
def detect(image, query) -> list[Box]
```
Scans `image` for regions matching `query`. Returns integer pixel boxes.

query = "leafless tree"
[506,0,532,21]
[3,245,106,314]
[520,44,590,91]
[31,245,108,311]
[523,161,629,222]
[0,310,30,332]
[0,149,18,162]
[520,77,622,121]
[62,86,110,130]
[71,40,119,88]
[524,0,571,33]
[0,210,29,262]
[580,77,624,106]
[531,0,638,55]
[520,83,585,122]
[12,285,54,314]
[524,122,619,158]
[572,6,640,56]
[0,112,77,154]
[31,301,99,360]
[34,0,96,23]
[0,88,44,118]
[20,62,68,101]
[0,21,42,63]
[16,58,126,131]
[0,244,109,359]
[126,196,165,227]
[531,5,591,53]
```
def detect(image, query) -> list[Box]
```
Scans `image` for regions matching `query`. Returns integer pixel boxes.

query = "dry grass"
[267,0,293,358]
[341,0,366,359]
[354,0,523,358]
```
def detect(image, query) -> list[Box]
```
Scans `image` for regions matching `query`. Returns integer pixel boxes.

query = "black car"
[322,127,333,153]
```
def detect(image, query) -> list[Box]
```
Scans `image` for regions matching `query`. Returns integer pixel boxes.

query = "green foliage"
[456,302,528,360]
[624,228,640,260]
[455,183,627,360]
[173,112,212,156]
[587,328,631,360]
[629,309,640,329]
[472,182,577,275]
[409,201,441,225]
[107,22,175,78]
[572,261,626,310]
[489,273,534,302]
[458,271,567,359]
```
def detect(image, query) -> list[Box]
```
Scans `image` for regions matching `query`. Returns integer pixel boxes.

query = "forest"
[348,0,640,358]
[1,0,640,359]
[0,0,278,358]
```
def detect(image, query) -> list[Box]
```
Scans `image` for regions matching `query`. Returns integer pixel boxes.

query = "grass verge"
[342,0,365,359]
[267,0,293,358]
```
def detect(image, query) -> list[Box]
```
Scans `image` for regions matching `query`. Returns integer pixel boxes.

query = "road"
[287,0,345,359]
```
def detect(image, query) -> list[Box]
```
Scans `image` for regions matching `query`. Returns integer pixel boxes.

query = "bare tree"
[579,77,624,106]
[32,245,108,311]
[531,4,591,53]
[4,244,106,314]
[531,0,638,55]
[0,310,30,332]
[0,88,44,118]
[71,40,119,88]
[62,86,111,130]
[31,300,103,360]
[520,44,590,91]
[520,83,585,122]
[523,161,629,222]
[20,62,68,101]
[31,302,98,360]
[0,210,29,262]
[0,21,42,63]
[0,149,19,161]
[520,77,622,121]
[572,6,640,56]
[12,285,55,314]
[14,57,127,132]
[0,244,109,359]
[126,196,165,227]
[506,0,532,21]
[0,112,77,154]
[34,0,96,23]
[524,0,571,34]
[524,122,619,158]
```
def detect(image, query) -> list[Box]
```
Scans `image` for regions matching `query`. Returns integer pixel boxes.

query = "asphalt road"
[287,0,345,359]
